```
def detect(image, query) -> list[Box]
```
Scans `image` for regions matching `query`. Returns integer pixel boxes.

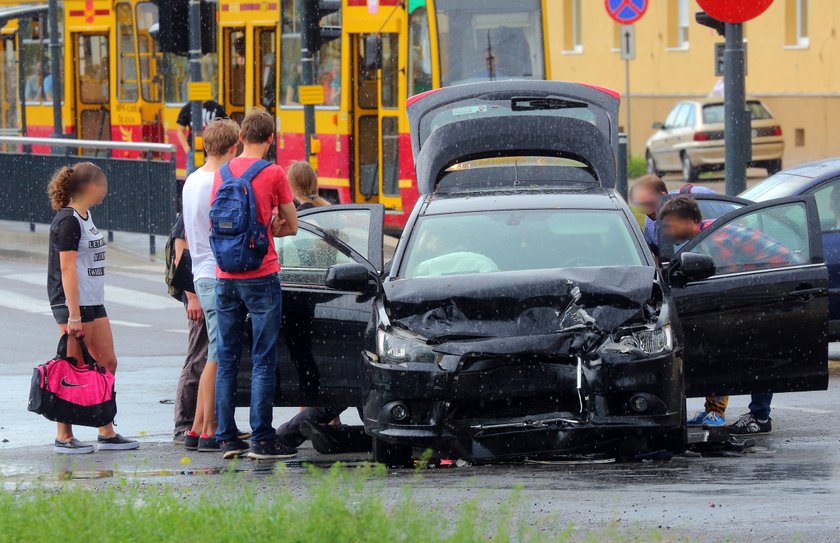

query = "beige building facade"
[546,0,840,167]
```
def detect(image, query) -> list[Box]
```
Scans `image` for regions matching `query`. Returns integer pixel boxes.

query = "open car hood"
[383,267,655,356]
[406,81,620,194]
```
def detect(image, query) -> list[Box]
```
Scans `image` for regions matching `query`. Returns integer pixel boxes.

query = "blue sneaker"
[687,411,708,426]
[701,412,726,427]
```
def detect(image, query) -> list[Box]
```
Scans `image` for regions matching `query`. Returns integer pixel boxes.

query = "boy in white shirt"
[181,118,240,451]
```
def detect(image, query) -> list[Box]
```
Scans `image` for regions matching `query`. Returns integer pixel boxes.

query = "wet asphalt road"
[2,255,840,541]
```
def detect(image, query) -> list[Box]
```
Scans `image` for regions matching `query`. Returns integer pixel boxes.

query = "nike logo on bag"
[60,378,87,389]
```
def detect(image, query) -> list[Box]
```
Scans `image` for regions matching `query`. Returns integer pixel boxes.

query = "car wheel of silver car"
[646,152,662,177]
[681,153,699,182]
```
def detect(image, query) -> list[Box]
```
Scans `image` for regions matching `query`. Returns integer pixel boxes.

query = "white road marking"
[769,404,833,415]
[0,289,51,315]
[109,320,152,328]
[3,274,179,310]
[165,328,189,334]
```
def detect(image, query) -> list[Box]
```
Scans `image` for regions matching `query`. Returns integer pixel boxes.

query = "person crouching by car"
[288,161,331,211]
[47,163,139,453]
[659,195,788,435]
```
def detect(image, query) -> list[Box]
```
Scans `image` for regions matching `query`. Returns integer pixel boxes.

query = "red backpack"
[28,335,117,427]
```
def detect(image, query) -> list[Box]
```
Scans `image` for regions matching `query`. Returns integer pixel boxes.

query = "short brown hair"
[202,118,240,157]
[47,162,106,210]
[240,109,275,144]
[630,174,668,197]
[659,195,702,223]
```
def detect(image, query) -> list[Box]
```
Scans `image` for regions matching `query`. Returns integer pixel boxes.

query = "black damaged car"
[238,81,829,464]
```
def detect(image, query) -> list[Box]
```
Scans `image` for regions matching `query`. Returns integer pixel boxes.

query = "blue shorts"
[194,278,219,363]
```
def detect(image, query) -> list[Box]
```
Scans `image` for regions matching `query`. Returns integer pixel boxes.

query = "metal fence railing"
[0,136,177,255]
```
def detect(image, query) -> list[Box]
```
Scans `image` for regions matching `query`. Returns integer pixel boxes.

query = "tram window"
[21,13,63,104]
[136,1,160,102]
[257,29,277,108]
[280,0,340,107]
[2,38,19,130]
[382,116,399,196]
[380,34,399,109]
[227,30,246,107]
[78,35,110,105]
[116,3,139,102]
[435,0,545,87]
[163,53,188,103]
[408,5,432,97]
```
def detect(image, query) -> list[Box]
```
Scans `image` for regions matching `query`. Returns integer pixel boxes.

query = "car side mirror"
[364,35,382,72]
[652,121,664,130]
[325,262,378,292]
[670,251,715,287]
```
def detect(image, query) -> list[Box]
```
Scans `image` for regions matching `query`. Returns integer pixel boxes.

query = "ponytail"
[47,162,105,210]
[288,161,330,207]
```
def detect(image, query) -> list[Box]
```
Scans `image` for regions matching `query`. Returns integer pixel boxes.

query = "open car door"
[669,195,829,397]
[658,193,752,262]
[235,204,384,408]
[405,81,620,193]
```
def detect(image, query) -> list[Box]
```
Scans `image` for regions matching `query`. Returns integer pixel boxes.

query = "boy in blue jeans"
[211,109,299,459]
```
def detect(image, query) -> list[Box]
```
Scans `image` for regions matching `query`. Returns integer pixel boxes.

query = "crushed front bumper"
[363,350,683,461]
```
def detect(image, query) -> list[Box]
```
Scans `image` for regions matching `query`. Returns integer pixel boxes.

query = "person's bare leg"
[199,362,218,437]
[83,317,118,438]
[55,325,79,442]
[190,377,206,435]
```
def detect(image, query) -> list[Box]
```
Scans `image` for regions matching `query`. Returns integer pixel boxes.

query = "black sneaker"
[54,438,94,455]
[184,432,200,450]
[198,435,221,452]
[247,439,298,460]
[729,413,772,435]
[220,438,251,459]
[300,421,372,454]
[97,434,140,451]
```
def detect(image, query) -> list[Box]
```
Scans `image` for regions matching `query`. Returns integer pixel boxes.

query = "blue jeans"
[749,392,773,421]
[214,274,282,443]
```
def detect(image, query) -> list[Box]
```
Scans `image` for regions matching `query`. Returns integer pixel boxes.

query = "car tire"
[653,397,688,454]
[681,153,699,182]
[764,159,783,175]
[371,436,413,468]
[646,151,662,177]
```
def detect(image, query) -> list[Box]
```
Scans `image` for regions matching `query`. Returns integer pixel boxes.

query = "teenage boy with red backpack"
[209,109,298,460]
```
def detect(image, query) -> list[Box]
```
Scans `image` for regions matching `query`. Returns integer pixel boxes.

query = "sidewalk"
[0,219,167,268]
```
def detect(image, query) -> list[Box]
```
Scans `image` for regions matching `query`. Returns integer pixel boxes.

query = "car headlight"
[618,324,673,355]
[376,328,439,365]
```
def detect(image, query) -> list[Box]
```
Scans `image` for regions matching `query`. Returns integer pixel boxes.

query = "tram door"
[73,33,111,145]
[222,27,247,125]
[254,26,277,162]
[351,33,401,209]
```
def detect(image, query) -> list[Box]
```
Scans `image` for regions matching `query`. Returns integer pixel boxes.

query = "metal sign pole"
[301,0,316,162]
[625,58,631,153]
[187,0,203,174]
[620,25,635,155]
[48,0,62,138]
[723,22,747,196]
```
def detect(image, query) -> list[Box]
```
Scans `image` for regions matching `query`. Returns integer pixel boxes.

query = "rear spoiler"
[415,115,616,194]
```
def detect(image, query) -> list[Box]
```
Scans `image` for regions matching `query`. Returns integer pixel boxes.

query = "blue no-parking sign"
[605,0,648,25]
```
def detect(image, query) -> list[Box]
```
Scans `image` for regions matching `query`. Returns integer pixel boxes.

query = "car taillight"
[771,125,782,136]
[693,132,711,142]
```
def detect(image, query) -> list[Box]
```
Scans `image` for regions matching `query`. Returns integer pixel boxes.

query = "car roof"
[420,187,624,216]
[772,157,840,180]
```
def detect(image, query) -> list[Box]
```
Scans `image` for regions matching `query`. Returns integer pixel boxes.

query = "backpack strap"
[220,162,234,182]
[239,159,271,184]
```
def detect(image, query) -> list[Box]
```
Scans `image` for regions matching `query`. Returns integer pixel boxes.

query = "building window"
[667,0,689,50]
[786,0,809,47]
[562,0,582,53]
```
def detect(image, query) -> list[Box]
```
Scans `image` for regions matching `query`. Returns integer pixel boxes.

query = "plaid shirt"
[696,219,803,275]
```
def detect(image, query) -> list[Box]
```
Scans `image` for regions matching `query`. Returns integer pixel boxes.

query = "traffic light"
[302,0,342,54]
[153,0,216,55]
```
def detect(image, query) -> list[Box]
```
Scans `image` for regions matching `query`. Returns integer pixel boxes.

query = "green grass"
[0,464,683,543]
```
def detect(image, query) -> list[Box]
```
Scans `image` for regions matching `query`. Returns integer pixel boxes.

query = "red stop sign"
[696,0,774,23]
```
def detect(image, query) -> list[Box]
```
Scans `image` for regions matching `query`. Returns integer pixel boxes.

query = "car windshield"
[402,209,643,278]
[702,101,772,124]
[435,0,545,87]
[741,172,815,201]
